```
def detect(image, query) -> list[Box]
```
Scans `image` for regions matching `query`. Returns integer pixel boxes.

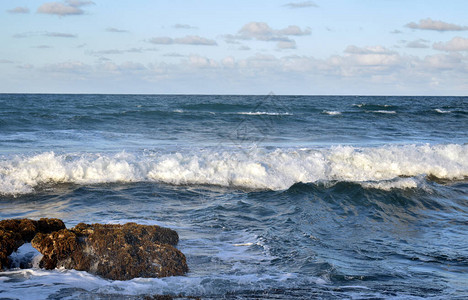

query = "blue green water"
[0,94,467,299]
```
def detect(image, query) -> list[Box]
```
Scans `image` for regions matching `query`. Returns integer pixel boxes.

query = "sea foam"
[1,144,467,195]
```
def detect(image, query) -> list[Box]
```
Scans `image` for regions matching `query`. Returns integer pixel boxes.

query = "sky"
[1,0,467,95]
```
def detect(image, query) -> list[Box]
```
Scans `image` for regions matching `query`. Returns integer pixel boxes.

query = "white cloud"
[277,40,297,49]
[344,45,395,55]
[17,64,34,69]
[0,59,14,64]
[149,37,173,45]
[149,35,217,46]
[13,31,77,38]
[230,22,310,49]
[106,27,128,33]
[188,55,218,68]
[37,1,95,16]
[43,61,91,73]
[284,1,318,8]
[173,24,197,30]
[65,0,94,6]
[34,45,53,49]
[278,25,311,36]
[45,32,77,38]
[406,39,430,49]
[406,18,468,31]
[433,37,468,52]
[163,53,185,57]
[421,53,465,70]
[7,7,30,14]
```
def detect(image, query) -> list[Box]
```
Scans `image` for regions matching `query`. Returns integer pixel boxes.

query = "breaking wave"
[1,144,467,195]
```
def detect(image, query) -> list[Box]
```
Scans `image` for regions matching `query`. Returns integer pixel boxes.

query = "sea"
[0,94,467,299]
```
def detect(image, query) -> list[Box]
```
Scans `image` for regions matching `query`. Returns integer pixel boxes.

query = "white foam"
[237,111,292,116]
[322,110,342,116]
[435,108,451,114]
[360,177,420,191]
[372,110,396,114]
[1,144,467,195]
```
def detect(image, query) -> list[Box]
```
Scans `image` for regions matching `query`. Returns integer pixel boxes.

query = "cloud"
[37,0,95,16]
[278,25,311,36]
[106,27,128,33]
[0,59,14,64]
[390,30,403,34]
[284,1,318,8]
[17,64,34,70]
[433,36,468,52]
[7,7,30,14]
[33,45,53,49]
[88,48,158,56]
[421,53,465,70]
[45,32,77,38]
[405,18,468,31]
[43,61,91,73]
[277,40,297,49]
[13,31,77,38]
[173,24,197,29]
[406,39,430,49]
[163,53,185,57]
[228,22,310,49]
[148,35,217,46]
[344,45,395,55]
[188,55,218,68]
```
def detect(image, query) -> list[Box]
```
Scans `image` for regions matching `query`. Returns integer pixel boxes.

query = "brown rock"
[0,218,66,269]
[31,223,188,280]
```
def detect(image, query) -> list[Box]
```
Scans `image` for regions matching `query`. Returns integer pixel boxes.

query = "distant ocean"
[0,94,467,299]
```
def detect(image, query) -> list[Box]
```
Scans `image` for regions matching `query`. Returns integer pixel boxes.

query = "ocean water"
[0,94,467,299]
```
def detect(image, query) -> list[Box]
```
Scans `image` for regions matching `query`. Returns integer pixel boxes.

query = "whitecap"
[1,144,467,195]
[322,110,342,116]
[237,111,292,116]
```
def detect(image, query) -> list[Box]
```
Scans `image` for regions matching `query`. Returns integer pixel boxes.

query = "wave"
[370,110,397,114]
[1,144,467,195]
[322,110,342,116]
[236,112,292,116]
[435,108,451,114]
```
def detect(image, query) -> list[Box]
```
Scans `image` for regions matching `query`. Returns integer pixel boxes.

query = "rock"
[31,222,188,280]
[0,218,66,269]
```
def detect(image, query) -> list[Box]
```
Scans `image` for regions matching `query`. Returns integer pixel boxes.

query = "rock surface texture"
[0,218,65,268]
[1,219,188,280]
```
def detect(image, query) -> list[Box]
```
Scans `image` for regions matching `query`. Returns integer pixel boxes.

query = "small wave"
[1,144,467,195]
[435,108,451,114]
[237,112,292,116]
[371,110,397,114]
[360,177,421,191]
[353,103,393,108]
[322,110,342,116]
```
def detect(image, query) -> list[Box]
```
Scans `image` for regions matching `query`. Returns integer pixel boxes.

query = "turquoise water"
[0,94,467,299]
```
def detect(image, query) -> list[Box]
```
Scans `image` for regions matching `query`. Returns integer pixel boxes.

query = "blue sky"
[1,0,467,95]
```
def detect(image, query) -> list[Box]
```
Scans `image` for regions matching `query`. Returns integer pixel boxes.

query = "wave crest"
[1,144,467,195]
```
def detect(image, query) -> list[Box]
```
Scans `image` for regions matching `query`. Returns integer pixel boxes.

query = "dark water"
[0,94,467,299]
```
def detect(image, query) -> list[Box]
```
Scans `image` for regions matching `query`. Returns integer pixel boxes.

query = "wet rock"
[31,222,188,280]
[0,218,66,269]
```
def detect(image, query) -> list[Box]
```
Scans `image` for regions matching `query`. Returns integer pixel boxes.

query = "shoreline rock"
[0,218,65,268]
[1,219,188,280]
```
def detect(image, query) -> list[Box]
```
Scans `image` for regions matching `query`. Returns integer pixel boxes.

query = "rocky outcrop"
[1,219,188,280]
[31,222,188,280]
[0,218,65,268]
